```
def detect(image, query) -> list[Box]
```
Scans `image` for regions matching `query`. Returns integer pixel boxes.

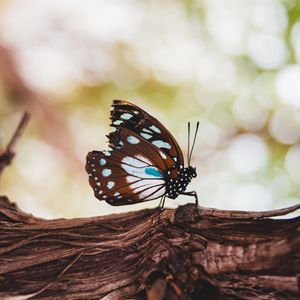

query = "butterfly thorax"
[166,166,197,199]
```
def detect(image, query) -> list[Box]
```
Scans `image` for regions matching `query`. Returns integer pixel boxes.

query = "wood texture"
[0,196,299,299]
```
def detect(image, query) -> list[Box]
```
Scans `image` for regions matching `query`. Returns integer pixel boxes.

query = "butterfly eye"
[192,169,197,178]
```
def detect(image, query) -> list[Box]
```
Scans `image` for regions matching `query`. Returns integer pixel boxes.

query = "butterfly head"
[186,166,197,178]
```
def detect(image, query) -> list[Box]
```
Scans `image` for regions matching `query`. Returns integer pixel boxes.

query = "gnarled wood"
[0,196,299,299]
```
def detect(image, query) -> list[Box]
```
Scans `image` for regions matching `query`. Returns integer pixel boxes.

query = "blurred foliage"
[0,0,299,218]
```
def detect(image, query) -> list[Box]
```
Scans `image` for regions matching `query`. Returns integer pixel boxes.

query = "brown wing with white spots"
[86,127,167,205]
[110,100,184,169]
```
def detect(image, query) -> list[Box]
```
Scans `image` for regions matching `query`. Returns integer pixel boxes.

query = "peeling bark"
[0,196,299,299]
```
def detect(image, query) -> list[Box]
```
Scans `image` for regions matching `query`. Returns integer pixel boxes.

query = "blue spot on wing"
[145,167,163,178]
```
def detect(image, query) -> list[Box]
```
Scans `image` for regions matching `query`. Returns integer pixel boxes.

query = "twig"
[32,251,84,299]
[197,203,300,219]
[0,112,30,176]
[0,43,82,174]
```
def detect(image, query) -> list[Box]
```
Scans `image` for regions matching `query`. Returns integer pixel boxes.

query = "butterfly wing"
[110,100,184,168]
[86,127,167,205]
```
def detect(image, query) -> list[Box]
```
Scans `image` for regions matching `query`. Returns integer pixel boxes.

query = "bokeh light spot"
[233,92,269,130]
[229,134,268,174]
[285,144,300,183]
[231,183,273,211]
[269,108,300,144]
[290,21,300,63]
[276,64,300,108]
[246,33,287,69]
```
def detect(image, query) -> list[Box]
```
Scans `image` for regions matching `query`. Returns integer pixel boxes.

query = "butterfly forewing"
[110,100,184,168]
[86,127,167,205]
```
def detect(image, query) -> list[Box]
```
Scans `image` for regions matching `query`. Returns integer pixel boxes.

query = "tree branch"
[0,112,30,176]
[0,196,299,300]
[0,43,82,173]
[196,203,300,219]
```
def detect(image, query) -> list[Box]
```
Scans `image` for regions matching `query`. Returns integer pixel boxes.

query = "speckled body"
[166,166,197,199]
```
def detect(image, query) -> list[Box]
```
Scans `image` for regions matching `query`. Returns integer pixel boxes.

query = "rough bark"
[0,196,299,300]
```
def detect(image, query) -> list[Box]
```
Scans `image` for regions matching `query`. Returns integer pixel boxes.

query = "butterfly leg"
[182,191,198,206]
[158,195,166,211]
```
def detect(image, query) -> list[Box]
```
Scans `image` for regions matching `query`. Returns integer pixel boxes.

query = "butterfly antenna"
[188,121,199,164]
[187,122,191,165]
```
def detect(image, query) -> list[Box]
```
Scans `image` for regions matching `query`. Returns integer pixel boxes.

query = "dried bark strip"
[0,196,299,300]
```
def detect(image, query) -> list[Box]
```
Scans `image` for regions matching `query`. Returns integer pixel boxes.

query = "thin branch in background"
[20,251,84,300]
[0,112,30,177]
[0,43,82,174]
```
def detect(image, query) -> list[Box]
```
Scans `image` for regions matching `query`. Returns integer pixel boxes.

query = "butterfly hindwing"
[86,127,167,205]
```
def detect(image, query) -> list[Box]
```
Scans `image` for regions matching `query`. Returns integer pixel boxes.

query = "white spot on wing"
[130,183,165,200]
[122,156,157,178]
[114,192,120,196]
[159,151,167,159]
[152,140,171,149]
[117,141,124,149]
[141,186,166,200]
[135,155,152,166]
[123,165,149,178]
[127,136,140,144]
[113,120,123,125]
[100,159,106,166]
[143,128,152,134]
[121,113,133,120]
[102,169,112,177]
[122,156,148,168]
[140,132,152,139]
[130,180,165,191]
[103,150,112,156]
[150,125,161,133]
[107,181,115,189]
[122,162,164,178]
[126,176,138,183]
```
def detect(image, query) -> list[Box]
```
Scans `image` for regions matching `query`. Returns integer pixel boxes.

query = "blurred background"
[0,0,300,219]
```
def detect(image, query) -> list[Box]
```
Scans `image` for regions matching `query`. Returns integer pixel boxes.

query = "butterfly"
[86,100,199,207]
